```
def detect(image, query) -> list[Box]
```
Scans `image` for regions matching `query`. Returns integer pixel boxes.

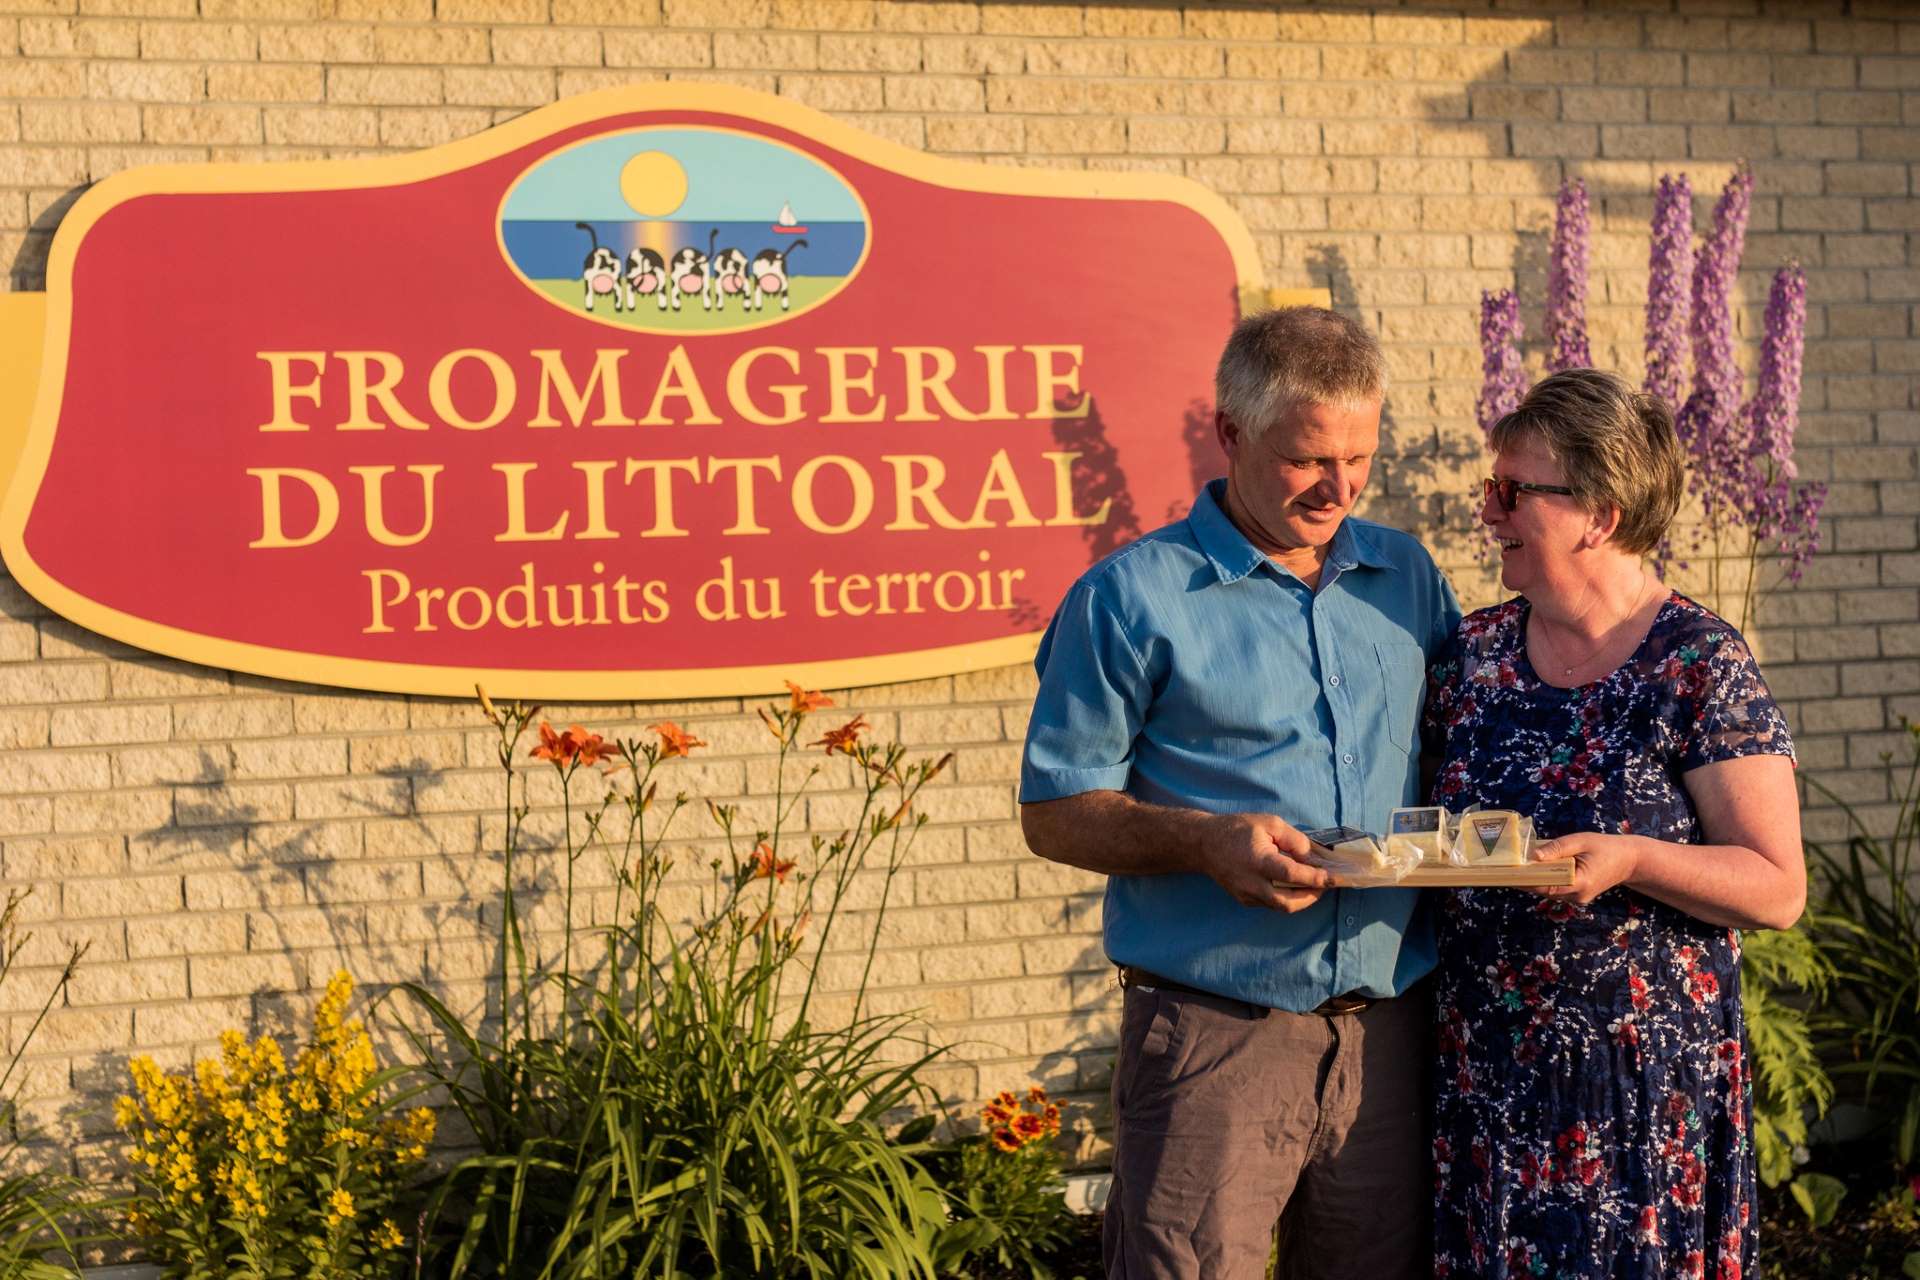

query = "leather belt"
[1117,965,1374,1017]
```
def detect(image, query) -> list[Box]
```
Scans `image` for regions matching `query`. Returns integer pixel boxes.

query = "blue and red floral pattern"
[1424,593,1793,1279]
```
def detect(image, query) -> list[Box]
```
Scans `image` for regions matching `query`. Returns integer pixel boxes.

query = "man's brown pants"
[1103,981,1432,1280]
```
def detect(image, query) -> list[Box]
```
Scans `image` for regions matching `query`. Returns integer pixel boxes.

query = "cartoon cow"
[706,228,751,313]
[749,239,807,311]
[624,247,668,311]
[665,242,708,311]
[575,222,626,312]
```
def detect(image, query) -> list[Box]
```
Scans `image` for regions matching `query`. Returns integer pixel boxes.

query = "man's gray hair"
[1214,307,1387,442]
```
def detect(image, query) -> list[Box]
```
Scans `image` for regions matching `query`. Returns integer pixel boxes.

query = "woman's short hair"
[1215,307,1386,442]
[1490,368,1686,556]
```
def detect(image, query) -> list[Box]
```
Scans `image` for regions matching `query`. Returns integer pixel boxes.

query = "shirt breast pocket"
[1372,640,1427,755]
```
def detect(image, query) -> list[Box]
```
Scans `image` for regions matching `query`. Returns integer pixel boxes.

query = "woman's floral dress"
[1424,593,1794,1280]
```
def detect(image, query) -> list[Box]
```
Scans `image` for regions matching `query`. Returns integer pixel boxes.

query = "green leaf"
[1789,1172,1848,1228]
[1902,1251,1920,1279]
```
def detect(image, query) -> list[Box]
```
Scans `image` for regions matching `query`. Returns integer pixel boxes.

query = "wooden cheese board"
[1380,862,1575,888]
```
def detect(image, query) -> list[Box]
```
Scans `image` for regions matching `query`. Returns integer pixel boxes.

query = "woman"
[1424,369,1804,1280]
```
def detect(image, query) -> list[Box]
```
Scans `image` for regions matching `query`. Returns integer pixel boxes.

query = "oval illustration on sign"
[498,126,869,334]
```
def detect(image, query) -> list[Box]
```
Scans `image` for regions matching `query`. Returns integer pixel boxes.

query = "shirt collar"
[1188,479,1396,586]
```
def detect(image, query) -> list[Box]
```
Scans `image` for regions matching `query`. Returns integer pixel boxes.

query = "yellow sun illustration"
[619,151,688,218]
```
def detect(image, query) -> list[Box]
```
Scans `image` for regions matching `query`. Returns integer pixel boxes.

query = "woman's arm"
[1530,753,1806,930]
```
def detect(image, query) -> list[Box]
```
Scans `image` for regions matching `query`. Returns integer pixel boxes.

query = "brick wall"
[1,0,1916,1173]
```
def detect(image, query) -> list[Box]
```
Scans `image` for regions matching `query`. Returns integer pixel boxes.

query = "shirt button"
[1345,915,1357,928]
[1328,674,1341,686]
[1342,752,1355,764]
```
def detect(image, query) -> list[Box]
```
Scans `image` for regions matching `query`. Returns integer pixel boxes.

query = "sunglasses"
[1484,476,1576,512]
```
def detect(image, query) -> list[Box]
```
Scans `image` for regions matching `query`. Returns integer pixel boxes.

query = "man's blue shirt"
[1019,479,1462,1012]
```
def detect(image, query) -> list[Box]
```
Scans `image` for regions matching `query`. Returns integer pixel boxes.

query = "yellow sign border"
[1,84,1326,700]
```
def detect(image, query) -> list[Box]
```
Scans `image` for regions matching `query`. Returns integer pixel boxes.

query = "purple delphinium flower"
[1477,289,1527,437]
[1748,263,1806,474]
[1676,166,1754,533]
[1547,178,1592,372]
[1742,264,1823,583]
[1643,173,1694,414]
[1685,165,1753,438]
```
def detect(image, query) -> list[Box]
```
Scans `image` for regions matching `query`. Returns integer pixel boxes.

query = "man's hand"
[1198,813,1332,912]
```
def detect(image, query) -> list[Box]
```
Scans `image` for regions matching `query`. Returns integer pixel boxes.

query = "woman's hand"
[1531,832,1643,904]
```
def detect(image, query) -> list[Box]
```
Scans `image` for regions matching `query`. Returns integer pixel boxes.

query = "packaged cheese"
[1456,809,1533,865]
[1301,825,1421,886]
[1387,806,1453,865]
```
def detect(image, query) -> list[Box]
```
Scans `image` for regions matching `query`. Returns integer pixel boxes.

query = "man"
[1019,307,1460,1280]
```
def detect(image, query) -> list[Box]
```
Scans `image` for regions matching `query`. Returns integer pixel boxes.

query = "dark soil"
[1757,1179,1920,1280]
[965,1212,1104,1279]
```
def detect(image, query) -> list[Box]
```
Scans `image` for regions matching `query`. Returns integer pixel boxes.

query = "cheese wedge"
[1303,825,1390,874]
[1387,806,1450,865]
[1458,810,1528,865]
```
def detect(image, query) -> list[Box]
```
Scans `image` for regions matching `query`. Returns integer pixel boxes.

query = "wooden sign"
[0,85,1321,698]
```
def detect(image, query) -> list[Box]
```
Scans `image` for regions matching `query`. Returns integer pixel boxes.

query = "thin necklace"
[1535,572,1655,677]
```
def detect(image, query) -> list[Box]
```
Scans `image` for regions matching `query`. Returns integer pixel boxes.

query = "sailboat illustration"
[772,200,808,235]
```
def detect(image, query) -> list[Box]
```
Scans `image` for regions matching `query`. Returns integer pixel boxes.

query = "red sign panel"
[3,86,1268,698]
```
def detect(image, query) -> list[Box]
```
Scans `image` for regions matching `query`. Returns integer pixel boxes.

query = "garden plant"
[114,970,435,1279]
[396,685,1001,1278]
[0,890,87,1280]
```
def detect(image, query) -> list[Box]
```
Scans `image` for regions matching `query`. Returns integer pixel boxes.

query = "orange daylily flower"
[811,715,868,756]
[530,723,621,768]
[650,722,706,760]
[750,841,797,883]
[785,681,834,714]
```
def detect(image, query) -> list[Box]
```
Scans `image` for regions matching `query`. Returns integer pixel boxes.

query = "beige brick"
[778,72,881,111]
[1129,116,1222,155]
[86,59,202,100]
[184,866,305,911]
[287,775,407,822]
[133,996,250,1045]
[67,957,188,1006]
[767,0,868,28]
[204,63,323,102]
[53,788,171,834]
[372,24,488,63]
[64,872,182,921]
[438,0,542,18]
[489,25,598,65]
[603,28,709,67]
[137,18,253,58]
[326,65,442,105]
[817,31,918,72]
[347,729,462,773]
[18,16,135,55]
[0,145,85,186]
[881,73,980,113]
[551,0,654,19]
[0,751,111,795]
[1023,116,1124,156]
[920,33,1020,74]
[377,107,491,147]
[174,781,292,828]
[125,912,243,959]
[27,1006,129,1055]
[1597,50,1686,89]
[1510,50,1596,87]
[190,951,301,997]
[142,104,263,145]
[3,836,121,878]
[714,29,816,69]
[663,0,767,25]
[21,100,145,143]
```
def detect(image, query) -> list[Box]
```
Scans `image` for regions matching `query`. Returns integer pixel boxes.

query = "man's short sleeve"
[1018,580,1150,804]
